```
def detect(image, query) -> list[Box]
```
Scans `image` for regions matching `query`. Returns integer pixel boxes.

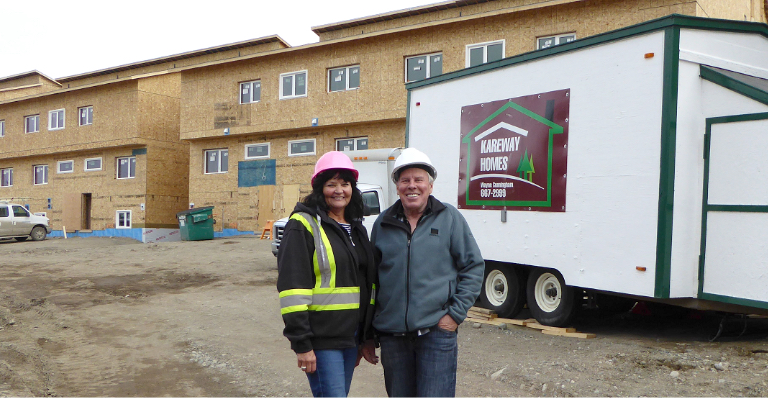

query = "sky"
[0,0,442,80]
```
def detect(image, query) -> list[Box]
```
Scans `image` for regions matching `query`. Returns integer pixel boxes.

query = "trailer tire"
[479,263,525,318]
[526,268,579,327]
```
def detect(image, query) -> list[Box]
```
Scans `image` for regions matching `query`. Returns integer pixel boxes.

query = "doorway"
[82,193,92,230]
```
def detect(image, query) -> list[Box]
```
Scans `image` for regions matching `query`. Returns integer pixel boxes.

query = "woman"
[277,151,378,397]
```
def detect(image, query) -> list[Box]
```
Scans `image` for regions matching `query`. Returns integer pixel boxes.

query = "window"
[0,206,6,217]
[117,156,136,179]
[49,109,65,130]
[84,157,102,171]
[328,65,360,92]
[205,149,229,174]
[537,33,576,49]
[245,143,270,159]
[0,120,5,137]
[240,80,261,104]
[1,168,12,187]
[12,205,29,218]
[362,190,380,215]
[405,53,442,82]
[79,106,93,126]
[288,139,316,157]
[466,40,505,67]
[33,165,48,185]
[280,71,307,99]
[116,210,131,229]
[336,137,368,151]
[25,115,39,133]
[57,160,74,173]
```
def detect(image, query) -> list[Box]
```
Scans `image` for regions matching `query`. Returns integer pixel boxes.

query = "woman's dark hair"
[302,168,364,221]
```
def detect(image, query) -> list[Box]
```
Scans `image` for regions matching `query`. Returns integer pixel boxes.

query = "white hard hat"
[391,148,437,183]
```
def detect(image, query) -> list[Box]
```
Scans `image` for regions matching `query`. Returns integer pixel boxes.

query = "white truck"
[271,148,402,256]
[404,14,768,326]
[0,201,51,242]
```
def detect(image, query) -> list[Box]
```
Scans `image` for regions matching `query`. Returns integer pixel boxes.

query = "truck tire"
[526,268,579,327]
[479,263,525,318]
[30,226,47,241]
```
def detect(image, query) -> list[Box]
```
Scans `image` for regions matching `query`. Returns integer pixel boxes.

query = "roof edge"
[56,35,289,82]
[0,70,61,87]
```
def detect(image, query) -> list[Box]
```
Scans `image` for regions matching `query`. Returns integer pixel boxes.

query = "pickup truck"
[271,148,402,256]
[0,202,51,241]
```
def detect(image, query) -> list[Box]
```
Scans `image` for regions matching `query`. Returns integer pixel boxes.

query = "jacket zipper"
[405,234,411,332]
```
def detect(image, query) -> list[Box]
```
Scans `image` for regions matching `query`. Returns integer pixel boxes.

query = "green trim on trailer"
[405,90,412,147]
[699,112,768,304]
[405,14,768,92]
[699,292,768,311]
[653,27,681,299]
[700,66,768,106]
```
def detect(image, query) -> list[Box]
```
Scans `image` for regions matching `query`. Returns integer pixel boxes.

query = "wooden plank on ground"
[467,318,504,326]
[524,322,576,333]
[469,306,496,315]
[542,329,596,339]
[495,318,531,326]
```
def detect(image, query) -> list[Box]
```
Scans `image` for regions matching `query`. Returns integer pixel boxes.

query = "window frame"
[25,114,40,133]
[536,33,576,50]
[48,109,65,130]
[279,70,308,100]
[288,138,316,157]
[239,80,262,104]
[57,160,74,174]
[116,210,132,229]
[78,106,93,126]
[404,52,443,83]
[33,164,48,185]
[465,40,505,67]
[116,156,137,179]
[204,148,229,174]
[84,157,103,172]
[336,137,369,151]
[244,143,270,160]
[0,120,5,137]
[1,168,12,187]
[328,65,360,92]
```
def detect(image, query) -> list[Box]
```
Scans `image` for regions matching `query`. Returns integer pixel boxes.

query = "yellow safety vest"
[279,212,361,315]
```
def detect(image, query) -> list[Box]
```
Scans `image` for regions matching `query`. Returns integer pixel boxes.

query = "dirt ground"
[2,235,768,397]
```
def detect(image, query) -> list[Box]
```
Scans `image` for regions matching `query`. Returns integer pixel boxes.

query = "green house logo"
[458,89,570,212]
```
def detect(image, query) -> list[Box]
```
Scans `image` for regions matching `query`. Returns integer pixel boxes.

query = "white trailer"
[405,15,768,326]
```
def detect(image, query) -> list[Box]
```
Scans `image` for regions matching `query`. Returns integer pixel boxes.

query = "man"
[366,147,484,397]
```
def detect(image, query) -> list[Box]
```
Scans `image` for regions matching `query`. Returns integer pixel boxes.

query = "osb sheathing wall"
[187,120,403,232]
[0,76,61,102]
[0,80,141,159]
[0,147,147,230]
[0,72,187,231]
[696,0,767,22]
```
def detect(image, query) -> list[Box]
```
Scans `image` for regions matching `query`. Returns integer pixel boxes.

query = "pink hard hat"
[311,151,359,185]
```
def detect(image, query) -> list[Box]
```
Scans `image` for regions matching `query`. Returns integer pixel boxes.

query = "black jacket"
[277,202,376,353]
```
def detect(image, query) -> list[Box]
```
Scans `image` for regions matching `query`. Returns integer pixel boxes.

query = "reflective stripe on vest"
[370,283,376,305]
[291,212,335,289]
[279,213,360,315]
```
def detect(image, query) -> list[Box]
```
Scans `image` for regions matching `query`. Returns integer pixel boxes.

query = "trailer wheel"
[526,268,579,327]
[479,263,525,318]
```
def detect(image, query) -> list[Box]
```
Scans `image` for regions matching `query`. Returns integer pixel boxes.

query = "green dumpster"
[176,206,215,241]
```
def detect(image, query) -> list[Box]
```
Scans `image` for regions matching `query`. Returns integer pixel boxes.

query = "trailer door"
[699,113,768,309]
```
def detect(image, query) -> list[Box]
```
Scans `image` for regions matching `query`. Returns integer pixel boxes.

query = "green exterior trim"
[698,292,768,311]
[706,204,768,213]
[698,112,768,305]
[405,90,412,147]
[700,66,768,106]
[406,14,768,92]
[653,27,681,299]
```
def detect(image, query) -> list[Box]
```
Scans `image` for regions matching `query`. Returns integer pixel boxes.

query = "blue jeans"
[305,347,358,397]
[379,327,458,397]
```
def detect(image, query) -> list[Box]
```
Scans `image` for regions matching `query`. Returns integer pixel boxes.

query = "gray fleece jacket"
[371,195,484,334]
